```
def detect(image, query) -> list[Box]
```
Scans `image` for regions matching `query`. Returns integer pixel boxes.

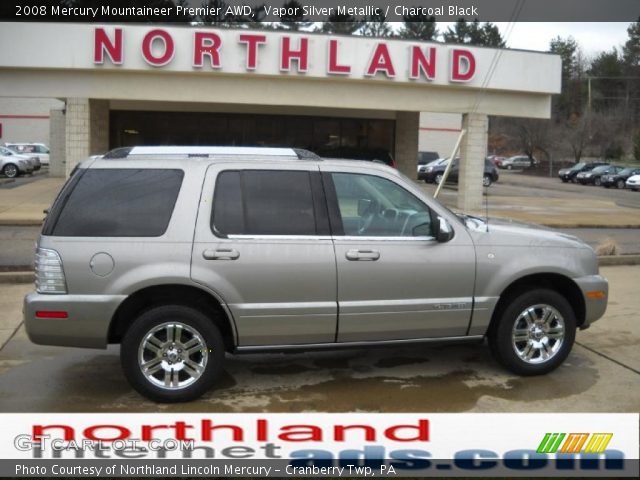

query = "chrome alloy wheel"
[137,322,208,390]
[511,304,565,364]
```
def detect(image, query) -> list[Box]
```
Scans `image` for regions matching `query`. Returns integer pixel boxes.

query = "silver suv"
[24,146,608,402]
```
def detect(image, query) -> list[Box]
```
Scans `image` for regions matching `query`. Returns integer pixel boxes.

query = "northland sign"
[0,23,561,96]
[94,27,477,83]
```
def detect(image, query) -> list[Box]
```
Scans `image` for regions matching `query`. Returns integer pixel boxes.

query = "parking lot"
[0,265,638,413]
[0,169,638,411]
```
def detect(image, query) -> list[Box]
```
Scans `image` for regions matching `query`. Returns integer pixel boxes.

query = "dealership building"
[0,22,560,210]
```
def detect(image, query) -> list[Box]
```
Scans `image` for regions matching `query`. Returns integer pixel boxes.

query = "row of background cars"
[0,143,49,178]
[558,161,640,190]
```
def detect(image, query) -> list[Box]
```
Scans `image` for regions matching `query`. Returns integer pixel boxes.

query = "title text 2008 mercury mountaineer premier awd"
[24,147,608,402]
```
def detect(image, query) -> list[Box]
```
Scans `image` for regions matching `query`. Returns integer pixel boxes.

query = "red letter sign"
[94,28,123,65]
[239,33,267,70]
[194,32,222,68]
[327,39,351,75]
[410,46,436,80]
[451,49,476,82]
[280,37,308,73]
[142,29,175,67]
[366,43,396,77]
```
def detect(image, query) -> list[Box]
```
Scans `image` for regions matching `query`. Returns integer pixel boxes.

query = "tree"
[622,19,640,123]
[360,11,393,38]
[318,13,363,35]
[549,36,585,119]
[442,19,505,47]
[276,0,311,31]
[634,130,640,160]
[588,49,625,111]
[622,18,640,68]
[397,14,437,41]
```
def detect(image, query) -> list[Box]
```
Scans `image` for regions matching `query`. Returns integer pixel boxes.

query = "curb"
[598,254,640,266]
[0,256,639,285]
[0,271,33,284]
[0,220,43,227]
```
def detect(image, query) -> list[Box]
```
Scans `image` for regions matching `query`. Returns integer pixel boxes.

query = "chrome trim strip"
[235,335,484,353]
[225,235,436,241]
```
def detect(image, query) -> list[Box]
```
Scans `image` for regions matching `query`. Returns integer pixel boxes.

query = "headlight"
[425,167,433,172]
[585,173,592,177]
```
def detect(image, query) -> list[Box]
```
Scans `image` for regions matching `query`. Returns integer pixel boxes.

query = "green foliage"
[397,14,438,41]
[360,12,393,38]
[442,19,505,47]
[318,13,363,35]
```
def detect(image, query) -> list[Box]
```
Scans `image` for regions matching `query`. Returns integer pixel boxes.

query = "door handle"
[345,249,380,261]
[203,248,240,260]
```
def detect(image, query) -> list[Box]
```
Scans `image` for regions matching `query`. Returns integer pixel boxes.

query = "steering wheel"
[357,200,378,235]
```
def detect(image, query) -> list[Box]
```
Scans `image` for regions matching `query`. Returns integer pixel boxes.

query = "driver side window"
[331,173,434,237]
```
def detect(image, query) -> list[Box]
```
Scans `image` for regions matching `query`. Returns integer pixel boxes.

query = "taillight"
[35,248,67,294]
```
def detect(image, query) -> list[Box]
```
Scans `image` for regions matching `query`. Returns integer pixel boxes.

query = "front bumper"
[573,274,608,328]
[24,292,126,349]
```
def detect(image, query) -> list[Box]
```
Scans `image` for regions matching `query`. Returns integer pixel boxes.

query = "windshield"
[0,147,13,156]
[570,162,586,170]
[619,168,634,176]
[591,166,609,173]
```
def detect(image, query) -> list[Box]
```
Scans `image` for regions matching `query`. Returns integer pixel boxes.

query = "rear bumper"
[573,274,608,328]
[23,292,126,349]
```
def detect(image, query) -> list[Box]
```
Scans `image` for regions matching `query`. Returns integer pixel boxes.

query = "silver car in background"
[24,146,608,402]
[0,146,34,178]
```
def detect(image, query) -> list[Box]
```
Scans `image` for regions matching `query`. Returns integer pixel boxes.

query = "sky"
[484,22,632,56]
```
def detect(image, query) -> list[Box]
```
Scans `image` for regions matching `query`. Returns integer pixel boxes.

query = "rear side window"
[212,170,321,236]
[45,169,183,237]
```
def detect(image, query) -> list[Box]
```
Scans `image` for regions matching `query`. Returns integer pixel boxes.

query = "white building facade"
[0,23,561,210]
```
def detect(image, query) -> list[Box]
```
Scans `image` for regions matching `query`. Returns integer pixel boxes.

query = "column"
[394,111,419,180]
[64,98,109,177]
[457,113,488,212]
[49,108,66,177]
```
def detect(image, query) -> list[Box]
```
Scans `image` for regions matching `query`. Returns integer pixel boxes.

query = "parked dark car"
[576,165,623,186]
[601,167,640,189]
[558,161,609,183]
[423,158,499,187]
[418,151,440,165]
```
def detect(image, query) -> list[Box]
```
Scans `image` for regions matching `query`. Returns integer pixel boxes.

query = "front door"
[321,166,476,342]
[191,164,337,346]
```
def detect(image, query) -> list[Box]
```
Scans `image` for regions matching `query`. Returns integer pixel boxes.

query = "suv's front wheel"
[488,289,576,375]
[120,305,225,402]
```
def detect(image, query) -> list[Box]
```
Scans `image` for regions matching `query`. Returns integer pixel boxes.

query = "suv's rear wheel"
[616,179,625,189]
[482,175,492,187]
[488,289,576,375]
[120,305,224,402]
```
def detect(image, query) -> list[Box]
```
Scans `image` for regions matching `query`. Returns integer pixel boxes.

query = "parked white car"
[4,143,50,166]
[0,147,33,178]
[626,174,640,191]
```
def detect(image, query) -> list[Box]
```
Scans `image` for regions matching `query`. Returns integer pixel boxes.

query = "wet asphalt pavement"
[0,266,638,413]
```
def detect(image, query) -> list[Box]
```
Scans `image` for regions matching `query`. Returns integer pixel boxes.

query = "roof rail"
[102,146,323,160]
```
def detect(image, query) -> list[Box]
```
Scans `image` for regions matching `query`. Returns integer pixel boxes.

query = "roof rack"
[102,146,322,160]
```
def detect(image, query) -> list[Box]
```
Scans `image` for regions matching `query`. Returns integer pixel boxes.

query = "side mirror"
[357,198,372,217]
[436,217,454,243]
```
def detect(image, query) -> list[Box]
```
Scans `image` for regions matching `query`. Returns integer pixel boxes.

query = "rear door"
[191,163,338,346]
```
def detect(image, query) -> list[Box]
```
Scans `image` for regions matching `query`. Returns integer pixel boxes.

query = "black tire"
[616,179,625,189]
[435,174,444,184]
[603,184,610,188]
[120,305,225,403]
[570,177,577,183]
[488,289,576,376]
[482,175,492,187]
[2,164,19,178]
[594,177,601,186]
[561,178,568,183]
